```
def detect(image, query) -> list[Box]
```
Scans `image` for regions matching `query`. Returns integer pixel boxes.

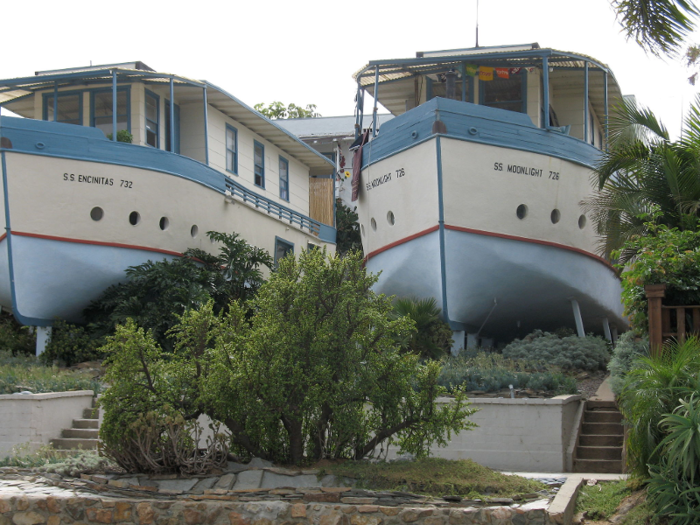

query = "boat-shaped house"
[351,44,626,348]
[0,62,336,347]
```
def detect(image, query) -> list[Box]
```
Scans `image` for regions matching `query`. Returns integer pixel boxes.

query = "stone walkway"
[0,459,559,525]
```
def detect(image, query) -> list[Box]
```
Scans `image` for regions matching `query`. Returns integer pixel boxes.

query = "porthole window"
[516,204,528,220]
[190,225,199,238]
[551,209,561,224]
[129,211,140,226]
[371,218,377,231]
[387,211,395,225]
[578,214,587,229]
[159,217,170,231]
[361,224,366,236]
[90,207,104,221]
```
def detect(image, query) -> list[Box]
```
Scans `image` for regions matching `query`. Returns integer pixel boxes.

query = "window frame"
[42,91,83,125]
[254,140,265,188]
[145,89,160,148]
[479,70,527,114]
[90,86,131,135]
[279,155,289,201]
[274,237,294,266]
[226,124,238,175]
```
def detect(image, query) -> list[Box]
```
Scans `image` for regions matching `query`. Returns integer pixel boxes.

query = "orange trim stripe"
[364,225,439,261]
[10,231,184,258]
[0,233,6,243]
[364,224,615,272]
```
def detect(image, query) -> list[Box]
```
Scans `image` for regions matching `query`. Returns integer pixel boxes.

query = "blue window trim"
[226,124,238,175]
[254,140,265,188]
[145,89,159,149]
[279,155,289,201]
[479,70,527,114]
[41,90,83,125]
[274,236,294,266]
[89,86,131,133]
[164,99,180,154]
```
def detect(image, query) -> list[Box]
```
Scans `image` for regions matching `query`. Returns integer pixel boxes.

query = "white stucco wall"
[0,390,94,457]
[388,395,582,472]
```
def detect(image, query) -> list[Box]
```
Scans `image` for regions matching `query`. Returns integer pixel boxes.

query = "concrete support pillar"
[467,333,479,349]
[570,298,585,338]
[611,326,618,344]
[35,326,51,356]
[602,318,612,342]
[451,330,465,356]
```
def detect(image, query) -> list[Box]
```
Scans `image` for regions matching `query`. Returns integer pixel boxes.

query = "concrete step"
[579,434,624,447]
[576,446,622,460]
[49,438,99,450]
[573,458,623,473]
[586,400,618,410]
[72,418,99,429]
[82,407,99,419]
[584,410,622,423]
[581,422,624,436]
[62,428,99,439]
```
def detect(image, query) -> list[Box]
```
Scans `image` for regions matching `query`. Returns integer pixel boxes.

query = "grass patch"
[0,444,118,476]
[324,458,545,498]
[576,480,632,520]
[0,350,103,395]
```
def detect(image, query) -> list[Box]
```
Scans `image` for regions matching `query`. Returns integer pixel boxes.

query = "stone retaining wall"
[0,391,95,457]
[0,490,555,525]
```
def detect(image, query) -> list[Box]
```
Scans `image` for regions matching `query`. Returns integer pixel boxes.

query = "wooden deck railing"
[645,284,700,356]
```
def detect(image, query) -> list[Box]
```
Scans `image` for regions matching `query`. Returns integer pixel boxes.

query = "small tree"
[100,249,475,469]
[254,101,321,119]
[335,199,362,256]
[85,231,271,349]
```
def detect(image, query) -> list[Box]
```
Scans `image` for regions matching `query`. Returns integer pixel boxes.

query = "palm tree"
[581,96,700,261]
[392,297,453,360]
[612,0,698,57]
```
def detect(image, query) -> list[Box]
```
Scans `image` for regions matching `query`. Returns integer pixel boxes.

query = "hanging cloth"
[351,130,371,202]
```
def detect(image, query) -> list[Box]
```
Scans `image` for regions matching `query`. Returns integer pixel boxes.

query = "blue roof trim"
[0,117,336,244]
[361,98,601,170]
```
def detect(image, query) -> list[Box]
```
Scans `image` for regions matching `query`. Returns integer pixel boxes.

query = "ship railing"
[223,177,335,244]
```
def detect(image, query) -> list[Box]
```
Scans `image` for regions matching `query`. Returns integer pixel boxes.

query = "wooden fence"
[645,284,700,356]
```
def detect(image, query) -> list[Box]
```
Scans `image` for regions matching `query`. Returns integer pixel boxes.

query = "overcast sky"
[2,0,698,139]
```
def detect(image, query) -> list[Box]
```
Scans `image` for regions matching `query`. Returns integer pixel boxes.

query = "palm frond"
[612,0,698,57]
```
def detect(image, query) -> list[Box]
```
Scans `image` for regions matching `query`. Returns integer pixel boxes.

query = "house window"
[481,72,525,113]
[254,141,265,188]
[274,237,294,266]
[91,88,130,137]
[145,91,159,148]
[43,92,82,125]
[279,156,289,201]
[226,125,238,174]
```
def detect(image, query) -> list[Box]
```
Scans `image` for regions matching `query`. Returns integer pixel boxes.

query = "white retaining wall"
[389,395,582,473]
[0,390,94,457]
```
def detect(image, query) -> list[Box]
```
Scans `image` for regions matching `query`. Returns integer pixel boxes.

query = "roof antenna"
[475,0,479,47]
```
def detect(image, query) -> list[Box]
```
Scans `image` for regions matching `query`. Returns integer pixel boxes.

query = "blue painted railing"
[223,177,336,243]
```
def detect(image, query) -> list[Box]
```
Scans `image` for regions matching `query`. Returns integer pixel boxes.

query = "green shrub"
[647,394,700,524]
[0,350,102,394]
[502,330,610,372]
[618,337,700,478]
[438,350,578,395]
[393,297,453,360]
[100,251,476,467]
[0,312,35,355]
[106,129,133,143]
[40,320,104,367]
[608,331,649,395]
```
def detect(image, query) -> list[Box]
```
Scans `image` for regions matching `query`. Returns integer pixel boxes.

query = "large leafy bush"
[502,330,610,372]
[100,250,475,469]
